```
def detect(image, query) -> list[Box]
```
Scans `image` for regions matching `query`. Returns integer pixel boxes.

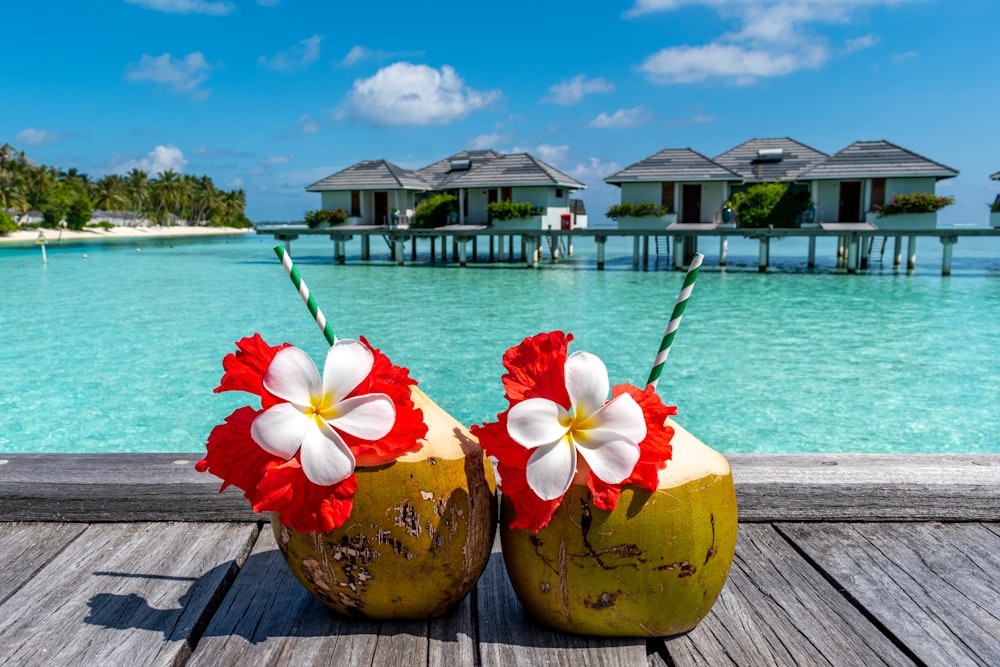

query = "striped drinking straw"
[273,245,337,346]
[646,253,704,391]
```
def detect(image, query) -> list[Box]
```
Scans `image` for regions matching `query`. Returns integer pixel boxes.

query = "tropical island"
[0,142,252,243]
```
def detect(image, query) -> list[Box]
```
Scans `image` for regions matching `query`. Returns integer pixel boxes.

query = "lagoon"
[2,230,998,455]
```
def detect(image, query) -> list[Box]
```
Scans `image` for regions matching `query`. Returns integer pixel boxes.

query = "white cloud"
[297,114,320,134]
[631,1,922,84]
[892,50,918,63]
[641,42,824,84]
[125,0,233,15]
[340,46,369,67]
[257,0,280,5]
[844,33,880,53]
[532,144,571,165]
[15,128,69,147]
[126,52,212,99]
[339,45,426,68]
[467,132,508,150]
[261,154,294,165]
[115,145,188,174]
[569,157,620,183]
[544,75,615,105]
[588,107,652,128]
[338,63,501,127]
[258,34,324,71]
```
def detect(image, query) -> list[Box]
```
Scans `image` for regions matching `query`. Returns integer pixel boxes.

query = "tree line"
[0,143,251,232]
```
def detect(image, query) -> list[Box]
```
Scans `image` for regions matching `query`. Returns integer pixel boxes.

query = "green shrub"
[726,183,810,228]
[990,196,1000,213]
[874,192,954,217]
[0,210,17,235]
[605,201,668,219]
[304,208,349,228]
[414,194,456,228]
[487,199,543,221]
[87,221,115,230]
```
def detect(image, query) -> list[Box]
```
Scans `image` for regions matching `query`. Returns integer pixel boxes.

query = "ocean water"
[2,230,999,455]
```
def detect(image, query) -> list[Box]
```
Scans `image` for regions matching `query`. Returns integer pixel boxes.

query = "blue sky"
[3,0,997,225]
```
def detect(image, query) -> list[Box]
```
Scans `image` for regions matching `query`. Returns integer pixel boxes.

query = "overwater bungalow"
[604,148,741,229]
[605,138,958,231]
[991,170,1000,228]
[306,150,586,231]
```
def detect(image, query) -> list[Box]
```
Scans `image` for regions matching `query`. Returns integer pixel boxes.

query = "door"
[681,184,702,223]
[374,191,389,225]
[487,188,498,224]
[838,181,862,222]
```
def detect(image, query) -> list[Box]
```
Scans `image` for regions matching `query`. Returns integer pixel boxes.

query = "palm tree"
[125,169,149,225]
[151,170,183,224]
[92,174,127,213]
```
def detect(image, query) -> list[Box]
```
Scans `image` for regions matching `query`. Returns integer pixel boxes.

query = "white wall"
[620,182,664,206]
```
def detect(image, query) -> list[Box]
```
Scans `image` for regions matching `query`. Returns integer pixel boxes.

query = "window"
[661,182,675,212]
[350,190,361,217]
[501,186,513,201]
[870,179,886,209]
[555,188,563,198]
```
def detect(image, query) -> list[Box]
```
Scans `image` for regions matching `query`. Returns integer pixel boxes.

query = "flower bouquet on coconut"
[197,247,497,620]
[472,254,737,637]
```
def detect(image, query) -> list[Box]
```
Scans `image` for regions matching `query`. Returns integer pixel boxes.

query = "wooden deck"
[0,453,997,666]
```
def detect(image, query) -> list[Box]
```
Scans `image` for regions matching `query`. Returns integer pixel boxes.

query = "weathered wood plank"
[2,453,996,522]
[0,522,256,666]
[779,522,1000,667]
[660,524,914,666]
[189,527,476,666]
[477,543,647,666]
[0,454,258,522]
[729,454,1000,521]
[0,523,86,604]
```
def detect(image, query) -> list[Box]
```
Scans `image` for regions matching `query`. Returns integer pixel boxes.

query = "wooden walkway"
[0,453,997,666]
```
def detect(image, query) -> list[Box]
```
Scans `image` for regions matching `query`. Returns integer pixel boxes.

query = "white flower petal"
[328,393,395,441]
[300,420,356,486]
[507,398,570,449]
[583,393,647,444]
[564,351,610,419]
[575,435,641,485]
[525,439,577,500]
[263,347,322,406]
[322,339,374,402]
[250,402,312,460]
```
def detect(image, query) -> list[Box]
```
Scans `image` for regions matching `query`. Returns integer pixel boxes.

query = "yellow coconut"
[272,387,497,619]
[499,419,737,636]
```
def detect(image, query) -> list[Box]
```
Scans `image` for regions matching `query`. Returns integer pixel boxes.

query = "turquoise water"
[2,231,999,455]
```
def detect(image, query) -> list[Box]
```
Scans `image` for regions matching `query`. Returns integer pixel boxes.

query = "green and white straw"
[646,253,704,391]
[273,245,337,346]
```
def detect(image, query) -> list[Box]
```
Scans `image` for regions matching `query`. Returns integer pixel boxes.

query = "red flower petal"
[254,459,358,533]
[197,406,283,500]
[501,331,573,407]
[610,383,676,493]
[472,417,562,532]
[340,336,427,466]
[215,333,291,409]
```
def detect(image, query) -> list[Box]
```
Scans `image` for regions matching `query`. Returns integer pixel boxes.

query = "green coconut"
[273,387,498,619]
[499,419,737,636]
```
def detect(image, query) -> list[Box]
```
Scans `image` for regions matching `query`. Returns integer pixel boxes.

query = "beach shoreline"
[0,225,254,246]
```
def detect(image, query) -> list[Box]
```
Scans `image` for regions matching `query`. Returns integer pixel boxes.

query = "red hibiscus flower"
[197,333,427,533]
[472,331,675,533]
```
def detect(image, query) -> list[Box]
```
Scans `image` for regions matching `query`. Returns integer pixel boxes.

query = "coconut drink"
[197,247,496,619]
[473,255,736,636]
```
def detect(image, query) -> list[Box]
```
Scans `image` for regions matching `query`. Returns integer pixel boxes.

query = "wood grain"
[0,522,257,666]
[661,524,915,666]
[0,523,86,604]
[779,522,1000,666]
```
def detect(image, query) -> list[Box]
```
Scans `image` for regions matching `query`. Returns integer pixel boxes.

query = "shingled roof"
[714,138,827,183]
[800,140,958,180]
[991,171,1000,181]
[439,153,585,190]
[417,150,503,189]
[604,148,740,184]
[306,160,432,192]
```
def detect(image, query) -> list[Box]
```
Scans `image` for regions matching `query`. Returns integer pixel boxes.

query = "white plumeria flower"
[506,350,646,500]
[250,339,395,486]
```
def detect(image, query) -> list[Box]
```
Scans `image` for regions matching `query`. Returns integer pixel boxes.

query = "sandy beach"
[0,225,254,246]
